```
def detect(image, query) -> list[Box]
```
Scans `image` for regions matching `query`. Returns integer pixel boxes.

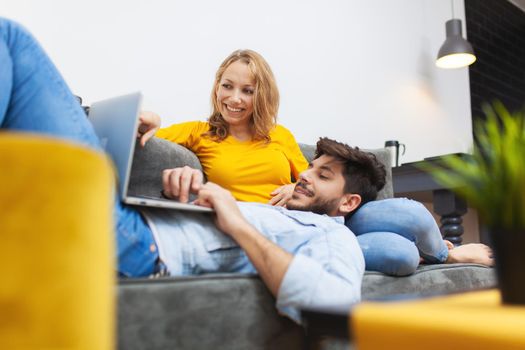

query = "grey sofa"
[118,137,496,350]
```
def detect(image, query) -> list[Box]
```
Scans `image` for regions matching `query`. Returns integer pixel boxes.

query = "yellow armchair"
[0,133,115,349]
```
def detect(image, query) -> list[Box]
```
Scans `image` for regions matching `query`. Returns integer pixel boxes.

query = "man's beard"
[287,196,340,216]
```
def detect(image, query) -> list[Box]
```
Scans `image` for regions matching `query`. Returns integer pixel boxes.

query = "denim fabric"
[141,203,365,322]
[347,198,449,276]
[0,18,158,277]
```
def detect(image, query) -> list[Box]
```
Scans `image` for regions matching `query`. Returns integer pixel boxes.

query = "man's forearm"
[193,182,294,296]
[229,223,293,297]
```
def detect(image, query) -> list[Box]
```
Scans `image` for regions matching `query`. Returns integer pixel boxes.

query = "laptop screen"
[88,92,143,200]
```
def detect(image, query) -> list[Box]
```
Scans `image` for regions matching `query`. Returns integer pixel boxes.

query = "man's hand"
[137,111,161,146]
[269,183,295,207]
[162,166,204,203]
[194,182,251,236]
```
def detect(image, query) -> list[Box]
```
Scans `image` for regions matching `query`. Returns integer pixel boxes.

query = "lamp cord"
[451,0,455,19]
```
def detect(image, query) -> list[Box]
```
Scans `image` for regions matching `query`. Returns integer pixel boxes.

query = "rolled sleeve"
[276,233,364,323]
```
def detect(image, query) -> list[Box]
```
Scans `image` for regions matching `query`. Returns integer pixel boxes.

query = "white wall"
[1,0,473,163]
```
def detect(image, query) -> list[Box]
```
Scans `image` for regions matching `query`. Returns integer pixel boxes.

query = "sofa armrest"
[118,274,304,350]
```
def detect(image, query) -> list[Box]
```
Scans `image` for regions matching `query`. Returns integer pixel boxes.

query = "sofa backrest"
[128,138,202,198]
[298,143,393,200]
[128,137,393,200]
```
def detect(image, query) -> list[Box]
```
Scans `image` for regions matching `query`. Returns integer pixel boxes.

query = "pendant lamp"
[436,1,476,69]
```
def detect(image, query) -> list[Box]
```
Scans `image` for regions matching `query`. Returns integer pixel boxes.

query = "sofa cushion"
[362,263,497,300]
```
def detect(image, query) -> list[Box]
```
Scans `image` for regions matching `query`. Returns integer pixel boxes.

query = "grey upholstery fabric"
[297,143,316,163]
[128,137,202,198]
[118,275,304,350]
[366,148,393,200]
[362,263,496,300]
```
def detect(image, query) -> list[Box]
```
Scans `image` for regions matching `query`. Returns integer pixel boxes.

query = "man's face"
[286,155,352,216]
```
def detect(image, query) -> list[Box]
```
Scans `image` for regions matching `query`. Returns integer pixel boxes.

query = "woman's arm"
[269,183,296,206]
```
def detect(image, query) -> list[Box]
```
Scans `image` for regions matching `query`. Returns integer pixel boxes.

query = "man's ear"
[338,194,361,216]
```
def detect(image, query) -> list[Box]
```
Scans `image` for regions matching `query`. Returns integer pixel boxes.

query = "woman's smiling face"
[216,60,255,130]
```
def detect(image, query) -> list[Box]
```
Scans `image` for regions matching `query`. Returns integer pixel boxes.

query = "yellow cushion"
[353,289,525,350]
[0,133,115,349]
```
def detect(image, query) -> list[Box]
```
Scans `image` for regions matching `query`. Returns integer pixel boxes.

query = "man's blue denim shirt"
[142,202,364,323]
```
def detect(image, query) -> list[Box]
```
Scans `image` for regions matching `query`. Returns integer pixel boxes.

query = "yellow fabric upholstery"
[0,133,115,349]
[353,289,525,350]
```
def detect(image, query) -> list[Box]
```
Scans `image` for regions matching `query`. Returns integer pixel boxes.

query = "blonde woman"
[140,50,307,205]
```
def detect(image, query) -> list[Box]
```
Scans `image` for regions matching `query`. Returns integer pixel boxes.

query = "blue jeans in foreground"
[347,198,449,276]
[0,17,158,277]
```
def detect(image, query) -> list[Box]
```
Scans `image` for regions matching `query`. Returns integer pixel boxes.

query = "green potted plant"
[425,101,525,305]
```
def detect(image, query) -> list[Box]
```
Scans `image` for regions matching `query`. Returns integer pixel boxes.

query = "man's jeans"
[0,18,158,277]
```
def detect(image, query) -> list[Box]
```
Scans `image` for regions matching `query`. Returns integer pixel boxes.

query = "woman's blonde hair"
[206,49,279,142]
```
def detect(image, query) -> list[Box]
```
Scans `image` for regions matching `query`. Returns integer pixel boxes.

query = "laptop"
[88,92,213,212]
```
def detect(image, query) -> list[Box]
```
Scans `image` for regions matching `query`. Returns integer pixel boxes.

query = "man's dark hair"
[314,137,386,210]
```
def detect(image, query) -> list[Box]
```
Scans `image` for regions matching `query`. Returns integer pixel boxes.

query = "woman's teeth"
[226,105,242,112]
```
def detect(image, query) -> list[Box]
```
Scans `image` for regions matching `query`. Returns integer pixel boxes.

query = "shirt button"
[150,243,157,252]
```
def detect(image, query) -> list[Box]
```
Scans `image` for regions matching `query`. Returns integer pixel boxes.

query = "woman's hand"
[162,166,204,203]
[137,111,161,146]
[268,183,296,207]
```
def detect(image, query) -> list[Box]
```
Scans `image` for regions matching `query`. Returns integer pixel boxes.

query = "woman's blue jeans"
[0,18,158,277]
[348,198,449,276]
